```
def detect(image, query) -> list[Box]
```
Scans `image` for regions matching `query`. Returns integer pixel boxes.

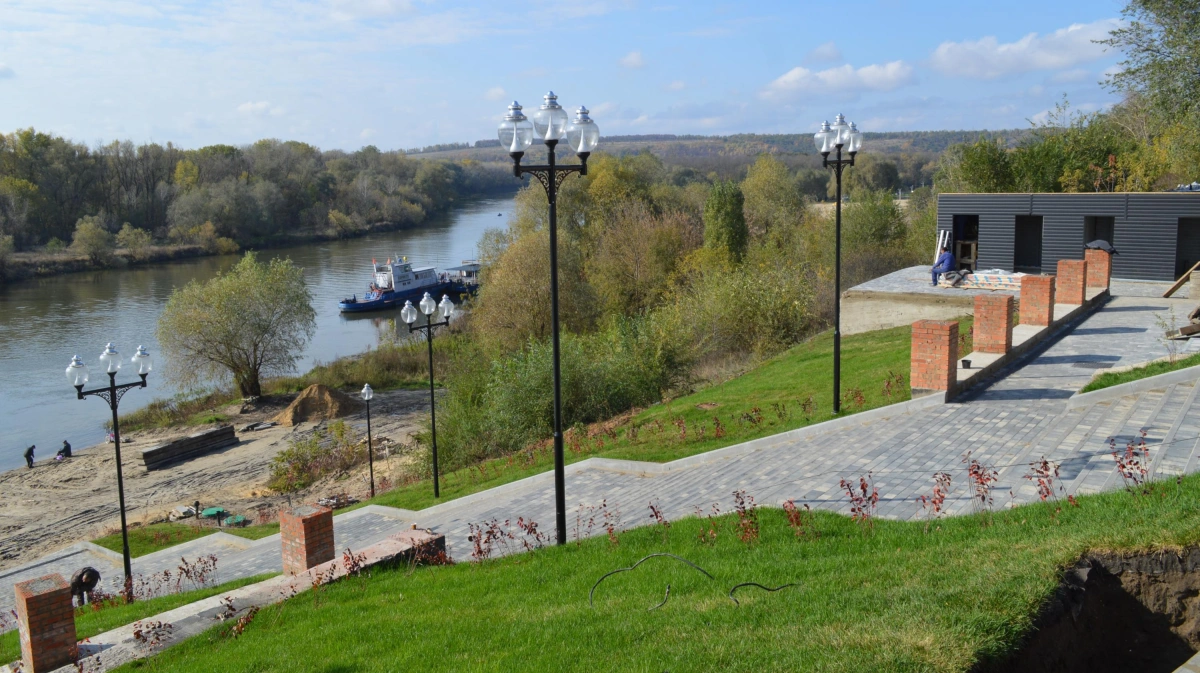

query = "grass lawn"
[370,321,963,512]
[1,573,276,666]
[118,475,1200,673]
[1080,350,1200,393]
[93,522,282,557]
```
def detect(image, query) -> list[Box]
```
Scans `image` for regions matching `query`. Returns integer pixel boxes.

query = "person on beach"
[57,440,72,460]
[23,444,35,468]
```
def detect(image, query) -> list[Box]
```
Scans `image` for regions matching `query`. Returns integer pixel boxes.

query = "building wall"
[1032,194,1126,274]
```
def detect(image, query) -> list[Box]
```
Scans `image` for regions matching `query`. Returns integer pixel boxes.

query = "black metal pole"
[833,143,843,415]
[108,372,133,602]
[427,318,440,498]
[547,140,567,546]
[366,398,374,498]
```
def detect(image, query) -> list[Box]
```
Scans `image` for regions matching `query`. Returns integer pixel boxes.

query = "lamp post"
[66,343,152,602]
[498,93,599,546]
[402,292,454,498]
[361,383,375,498]
[814,114,863,415]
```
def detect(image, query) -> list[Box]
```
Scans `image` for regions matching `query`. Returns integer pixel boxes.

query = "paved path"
[5,291,1200,620]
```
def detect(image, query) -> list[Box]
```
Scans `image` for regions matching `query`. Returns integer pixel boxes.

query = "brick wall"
[910,320,958,394]
[1020,275,1056,327]
[1085,248,1112,289]
[974,294,1014,354]
[1057,259,1088,305]
[15,574,76,672]
[280,505,335,575]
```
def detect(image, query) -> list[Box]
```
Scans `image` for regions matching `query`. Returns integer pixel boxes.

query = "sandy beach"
[0,388,432,570]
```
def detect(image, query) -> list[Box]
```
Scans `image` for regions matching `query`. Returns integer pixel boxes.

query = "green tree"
[936,138,1016,193]
[156,252,316,397]
[741,155,804,236]
[702,181,748,263]
[174,159,200,192]
[70,215,115,264]
[115,223,153,260]
[0,233,13,276]
[1102,0,1200,121]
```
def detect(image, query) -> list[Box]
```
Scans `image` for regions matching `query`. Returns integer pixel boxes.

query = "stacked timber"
[139,426,238,471]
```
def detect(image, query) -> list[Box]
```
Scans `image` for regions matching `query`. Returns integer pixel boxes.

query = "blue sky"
[0,0,1128,150]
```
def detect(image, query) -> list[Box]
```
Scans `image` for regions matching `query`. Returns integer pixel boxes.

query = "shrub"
[116,223,153,260]
[71,215,116,264]
[0,233,12,274]
[267,421,364,493]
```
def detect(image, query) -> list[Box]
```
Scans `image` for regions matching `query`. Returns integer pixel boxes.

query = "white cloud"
[762,61,915,99]
[360,128,376,139]
[1048,68,1091,84]
[619,50,645,69]
[930,19,1119,79]
[237,101,270,115]
[331,0,415,20]
[484,86,507,101]
[666,80,685,91]
[0,64,13,79]
[805,41,842,64]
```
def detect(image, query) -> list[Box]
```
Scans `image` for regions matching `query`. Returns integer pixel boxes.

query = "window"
[1084,216,1115,248]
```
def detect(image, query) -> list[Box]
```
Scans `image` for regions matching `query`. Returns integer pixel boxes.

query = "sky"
[0,0,1131,151]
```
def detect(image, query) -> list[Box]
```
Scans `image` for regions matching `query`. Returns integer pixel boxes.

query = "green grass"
[93,522,282,557]
[1080,350,1200,393]
[369,321,957,512]
[118,475,1200,672]
[1,573,277,666]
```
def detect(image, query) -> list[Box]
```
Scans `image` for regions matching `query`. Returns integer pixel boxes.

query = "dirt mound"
[273,385,363,427]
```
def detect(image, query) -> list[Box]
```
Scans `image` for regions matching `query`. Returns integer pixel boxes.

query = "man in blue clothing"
[931,246,956,285]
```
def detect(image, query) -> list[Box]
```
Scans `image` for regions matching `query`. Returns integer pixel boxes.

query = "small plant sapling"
[732,490,759,544]
[917,471,952,533]
[840,473,879,531]
[1024,456,1064,518]
[962,450,1000,523]
[782,499,817,539]
[696,503,720,546]
[648,500,671,543]
[1110,429,1152,495]
[800,396,816,421]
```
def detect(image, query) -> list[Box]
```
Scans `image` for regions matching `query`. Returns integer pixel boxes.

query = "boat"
[338,256,467,313]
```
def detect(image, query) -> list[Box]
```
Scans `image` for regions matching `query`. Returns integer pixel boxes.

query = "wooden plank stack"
[139,425,239,471]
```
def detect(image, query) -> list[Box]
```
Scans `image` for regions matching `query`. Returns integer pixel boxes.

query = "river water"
[0,195,515,472]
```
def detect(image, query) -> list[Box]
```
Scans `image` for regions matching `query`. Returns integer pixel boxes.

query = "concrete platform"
[843,266,1016,335]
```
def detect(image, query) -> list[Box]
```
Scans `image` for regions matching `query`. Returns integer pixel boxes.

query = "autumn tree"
[741,155,804,237]
[703,180,748,263]
[70,215,115,264]
[156,252,315,397]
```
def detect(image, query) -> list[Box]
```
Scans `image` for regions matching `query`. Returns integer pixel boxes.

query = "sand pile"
[273,384,363,427]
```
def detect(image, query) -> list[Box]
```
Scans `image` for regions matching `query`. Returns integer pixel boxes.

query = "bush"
[44,237,66,253]
[268,421,364,493]
[71,215,115,264]
[0,233,12,274]
[116,223,153,260]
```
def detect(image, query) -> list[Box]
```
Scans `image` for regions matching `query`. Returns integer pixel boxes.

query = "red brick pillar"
[1085,249,1112,289]
[1057,259,1088,305]
[280,505,334,575]
[910,320,958,395]
[1020,275,1056,327]
[974,294,1014,354]
[15,574,76,672]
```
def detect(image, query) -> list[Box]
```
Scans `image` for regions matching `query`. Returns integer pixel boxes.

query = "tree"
[702,181,748,263]
[741,155,804,236]
[1102,0,1200,121]
[0,233,12,276]
[586,203,698,317]
[156,252,316,397]
[115,223,153,260]
[70,215,115,264]
[936,138,1016,193]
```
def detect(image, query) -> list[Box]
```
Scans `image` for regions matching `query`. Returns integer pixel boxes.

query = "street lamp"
[67,343,152,602]
[498,93,599,546]
[814,114,863,415]
[361,383,375,498]
[402,292,454,498]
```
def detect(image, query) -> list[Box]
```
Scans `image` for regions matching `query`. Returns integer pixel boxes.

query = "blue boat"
[338,257,478,313]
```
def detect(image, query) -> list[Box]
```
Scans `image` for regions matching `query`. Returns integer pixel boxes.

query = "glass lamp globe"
[131,345,152,376]
[66,355,89,388]
[566,106,600,155]
[361,383,374,402]
[401,300,418,325]
[814,121,833,153]
[831,113,850,146]
[438,294,454,319]
[532,91,568,143]
[848,122,863,153]
[99,343,121,374]
[419,292,437,316]
[498,101,535,154]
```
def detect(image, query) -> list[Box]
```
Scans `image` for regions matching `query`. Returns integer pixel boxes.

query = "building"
[937,193,1200,281]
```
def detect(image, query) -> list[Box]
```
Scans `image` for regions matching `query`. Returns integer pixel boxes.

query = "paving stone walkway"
[4,291,1200,620]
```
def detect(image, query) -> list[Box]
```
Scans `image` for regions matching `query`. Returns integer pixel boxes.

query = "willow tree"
[157,252,315,397]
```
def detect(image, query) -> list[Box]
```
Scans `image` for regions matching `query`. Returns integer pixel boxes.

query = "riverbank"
[0,387,431,571]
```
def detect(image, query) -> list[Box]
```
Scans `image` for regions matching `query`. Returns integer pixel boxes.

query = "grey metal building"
[936,193,1200,281]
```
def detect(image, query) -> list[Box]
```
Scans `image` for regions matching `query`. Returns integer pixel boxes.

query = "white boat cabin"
[372,257,439,292]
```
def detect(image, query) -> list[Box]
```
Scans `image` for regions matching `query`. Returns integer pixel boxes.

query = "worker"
[57,440,72,460]
[23,444,35,469]
[932,246,956,286]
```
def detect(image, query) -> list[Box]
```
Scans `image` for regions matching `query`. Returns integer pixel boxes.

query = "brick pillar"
[1020,275,1056,327]
[1084,248,1112,289]
[15,574,76,672]
[910,320,958,395]
[280,505,334,575]
[974,294,1014,354]
[1057,259,1088,305]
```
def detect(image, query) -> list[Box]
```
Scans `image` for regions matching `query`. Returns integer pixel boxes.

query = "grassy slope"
[1,574,276,665]
[93,522,281,557]
[120,477,1200,673]
[371,321,961,511]
[1080,351,1200,393]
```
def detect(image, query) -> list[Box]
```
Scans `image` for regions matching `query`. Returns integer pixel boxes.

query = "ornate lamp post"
[402,292,454,498]
[814,114,863,414]
[66,343,152,602]
[361,383,375,498]
[498,93,599,546]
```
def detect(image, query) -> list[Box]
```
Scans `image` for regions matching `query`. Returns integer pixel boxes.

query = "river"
[0,195,516,472]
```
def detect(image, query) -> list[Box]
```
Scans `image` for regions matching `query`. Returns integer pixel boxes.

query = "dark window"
[1084,216,1115,249]
[952,215,979,271]
[1014,215,1043,272]
[1177,218,1200,277]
